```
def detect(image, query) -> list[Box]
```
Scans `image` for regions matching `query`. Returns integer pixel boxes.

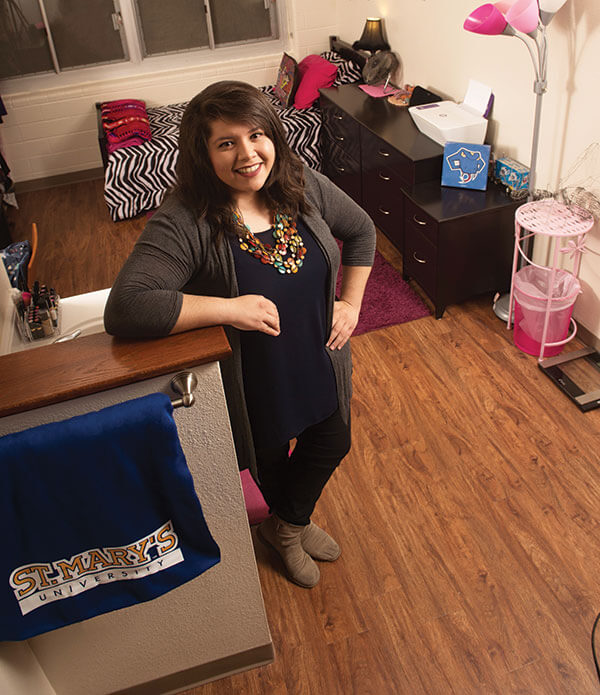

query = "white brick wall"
[0,54,282,182]
[0,0,339,184]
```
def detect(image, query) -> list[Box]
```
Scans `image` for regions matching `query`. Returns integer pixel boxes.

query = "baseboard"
[111,642,275,695]
[577,322,600,351]
[14,168,104,194]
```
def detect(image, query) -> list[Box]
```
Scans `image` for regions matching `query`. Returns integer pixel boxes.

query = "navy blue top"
[229,218,337,449]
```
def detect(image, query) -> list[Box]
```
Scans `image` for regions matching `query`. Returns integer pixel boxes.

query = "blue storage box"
[494,156,529,191]
[441,142,491,191]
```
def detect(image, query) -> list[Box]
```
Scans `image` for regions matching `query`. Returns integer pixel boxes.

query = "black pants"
[254,408,351,526]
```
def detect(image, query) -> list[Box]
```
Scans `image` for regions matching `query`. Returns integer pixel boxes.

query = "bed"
[96,37,366,222]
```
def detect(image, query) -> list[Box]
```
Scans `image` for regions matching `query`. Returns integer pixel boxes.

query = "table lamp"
[352,18,390,54]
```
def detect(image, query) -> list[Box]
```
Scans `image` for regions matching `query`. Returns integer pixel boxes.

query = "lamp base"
[492,292,513,324]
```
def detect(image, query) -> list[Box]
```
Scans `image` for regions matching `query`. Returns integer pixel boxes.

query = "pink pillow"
[293,55,338,109]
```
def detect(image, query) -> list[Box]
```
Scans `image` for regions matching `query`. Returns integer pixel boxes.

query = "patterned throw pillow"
[320,50,363,86]
[273,52,299,106]
[100,99,152,154]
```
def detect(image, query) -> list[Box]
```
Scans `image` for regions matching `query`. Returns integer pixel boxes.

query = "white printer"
[409,80,493,146]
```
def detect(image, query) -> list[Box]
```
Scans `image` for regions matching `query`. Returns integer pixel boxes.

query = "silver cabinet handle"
[378,172,391,181]
[413,215,427,226]
[334,114,343,120]
[413,252,427,264]
[335,166,345,173]
[334,135,345,142]
[378,207,391,215]
[378,149,390,157]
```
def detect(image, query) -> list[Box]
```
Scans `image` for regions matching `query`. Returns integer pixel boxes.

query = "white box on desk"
[409,80,492,146]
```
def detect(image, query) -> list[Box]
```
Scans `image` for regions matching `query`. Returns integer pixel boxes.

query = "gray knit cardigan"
[104,167,376,474]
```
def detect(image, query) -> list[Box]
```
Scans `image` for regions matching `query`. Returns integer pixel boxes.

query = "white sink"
[6,288,110,354]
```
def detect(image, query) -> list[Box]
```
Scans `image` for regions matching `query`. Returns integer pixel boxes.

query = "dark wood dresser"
[319,83,520,317]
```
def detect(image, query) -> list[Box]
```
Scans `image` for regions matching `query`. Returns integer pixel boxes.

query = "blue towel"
[0,393,220,641]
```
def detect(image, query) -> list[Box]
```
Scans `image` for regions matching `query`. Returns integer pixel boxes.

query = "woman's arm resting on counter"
[327,264,372,351]
[172,294,280,336]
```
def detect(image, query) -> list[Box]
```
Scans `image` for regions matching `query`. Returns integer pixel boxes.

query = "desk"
[403,181,519,318]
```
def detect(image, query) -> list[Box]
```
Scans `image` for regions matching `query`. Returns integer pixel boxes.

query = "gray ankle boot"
[301,522,341,561]
[257,515,320,588]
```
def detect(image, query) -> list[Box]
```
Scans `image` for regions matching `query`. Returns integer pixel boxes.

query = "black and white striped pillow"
[320,50,363,86]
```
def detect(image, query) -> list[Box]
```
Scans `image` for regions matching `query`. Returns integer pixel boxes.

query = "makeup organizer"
[14,282,61,343]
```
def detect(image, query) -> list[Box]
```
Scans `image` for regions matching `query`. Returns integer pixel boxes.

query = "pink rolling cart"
[507,199,594,361]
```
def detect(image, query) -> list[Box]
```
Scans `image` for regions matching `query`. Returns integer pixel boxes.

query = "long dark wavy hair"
[174,81,310,241]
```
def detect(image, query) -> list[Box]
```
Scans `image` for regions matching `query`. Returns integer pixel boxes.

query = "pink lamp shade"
[494,0,516,13]
[463,3,508,35]
[538,0,568,24]
[506,0,540,33]
[494,0,515,12]
[538,0,568,11]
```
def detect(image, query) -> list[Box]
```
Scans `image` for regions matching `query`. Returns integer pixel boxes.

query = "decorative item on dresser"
[319,83,520,318]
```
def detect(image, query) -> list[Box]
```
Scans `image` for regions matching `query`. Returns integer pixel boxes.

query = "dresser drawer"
[404,198,438,245]
[404,227,437,297]
[361,128,412,187]
[321,100,361,162]
[322,142,362,204]
[362,174,403,247]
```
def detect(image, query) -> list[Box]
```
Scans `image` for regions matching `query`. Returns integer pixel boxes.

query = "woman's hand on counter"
[172,294,280,336]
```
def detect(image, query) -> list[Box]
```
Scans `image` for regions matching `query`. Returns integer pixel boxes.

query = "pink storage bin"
[513,266,581,357]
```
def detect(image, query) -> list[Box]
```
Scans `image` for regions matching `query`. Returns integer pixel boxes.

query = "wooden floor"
[8,181,600,694]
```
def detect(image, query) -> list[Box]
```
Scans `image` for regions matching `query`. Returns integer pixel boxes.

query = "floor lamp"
[463,0,569,321]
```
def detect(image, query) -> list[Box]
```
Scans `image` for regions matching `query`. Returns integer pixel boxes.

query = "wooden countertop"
[0,327,232,419]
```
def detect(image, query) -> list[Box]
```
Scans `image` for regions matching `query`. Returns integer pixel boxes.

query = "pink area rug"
[240,469,270,526]
[337,247,430,336]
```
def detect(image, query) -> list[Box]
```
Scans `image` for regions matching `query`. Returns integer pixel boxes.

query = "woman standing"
[104,81,376,588]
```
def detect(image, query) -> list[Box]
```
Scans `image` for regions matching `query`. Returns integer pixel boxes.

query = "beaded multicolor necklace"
[233,209,307,274]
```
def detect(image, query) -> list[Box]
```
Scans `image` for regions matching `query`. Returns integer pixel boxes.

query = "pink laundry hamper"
[512,266,581,357]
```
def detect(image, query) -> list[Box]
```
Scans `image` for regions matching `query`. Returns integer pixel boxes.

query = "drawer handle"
[334,135,345,142]
[413,252,427,264]
[335,166,346,173]
[413,215,427,226]
[378,149,390,158]
[378,207,391,216]
[378,172,391,181]
[334,114,344,120]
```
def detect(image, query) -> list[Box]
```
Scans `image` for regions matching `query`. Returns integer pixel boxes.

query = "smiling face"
[207,119,276,205]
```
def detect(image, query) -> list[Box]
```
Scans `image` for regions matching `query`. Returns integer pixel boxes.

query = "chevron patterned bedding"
[102,51,363,222]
